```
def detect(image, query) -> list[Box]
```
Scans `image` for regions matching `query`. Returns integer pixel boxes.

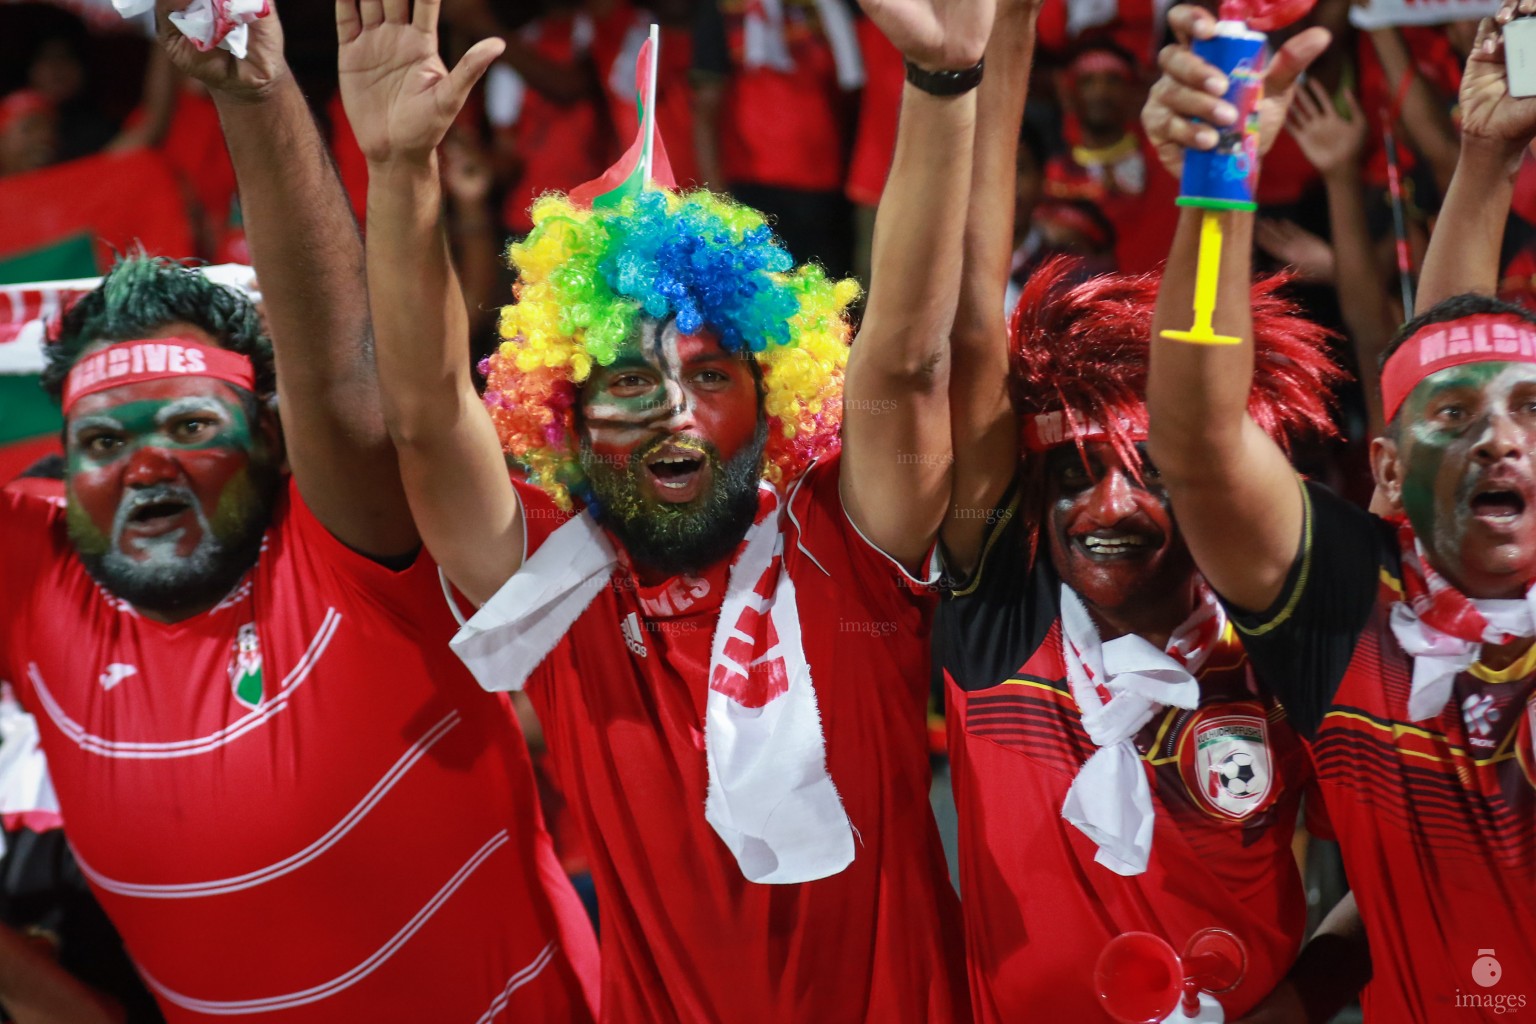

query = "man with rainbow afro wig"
[336,0,995,1016]
[481,189,856,573]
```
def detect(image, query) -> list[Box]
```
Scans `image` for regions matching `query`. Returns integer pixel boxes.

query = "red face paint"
[65,375,267,565]
[1044,442,1196,623]
[580,321,761,507]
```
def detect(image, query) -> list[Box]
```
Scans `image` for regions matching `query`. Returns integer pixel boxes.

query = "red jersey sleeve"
[512,474,578,561]
[0,485,68,697]
[784,455,940,613]
[279,478,459,632]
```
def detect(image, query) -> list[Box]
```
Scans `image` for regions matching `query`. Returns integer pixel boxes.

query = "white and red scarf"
[1390,523,1536,721]
[112,0,268,58]
[448,482,855,884]
[1059,584,1225,876]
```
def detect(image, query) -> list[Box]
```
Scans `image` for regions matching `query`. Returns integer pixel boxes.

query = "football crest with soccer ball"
[1184,708,1276,819]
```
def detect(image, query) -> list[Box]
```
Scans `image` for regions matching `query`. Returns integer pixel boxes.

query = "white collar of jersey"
[1058,584,1222,877]
[449,483,854,885]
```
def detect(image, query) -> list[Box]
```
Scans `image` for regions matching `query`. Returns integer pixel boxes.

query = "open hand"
[156,0,288,102]
[442,125,493,205]
[858,0,995,71]
[1255,218,1336,280]
[1142,4,1330,178]
[1287,80,1368,177]
[336,0,505,166]
[1460,2,1536,159]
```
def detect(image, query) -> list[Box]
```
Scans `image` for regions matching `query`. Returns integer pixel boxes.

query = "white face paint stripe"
[67,414,125,441]
[652,319,694,429]
[153,395,234,428]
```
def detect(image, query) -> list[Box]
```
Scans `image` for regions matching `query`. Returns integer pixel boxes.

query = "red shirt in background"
[693,0,849,192]
[155,86,238,252]
[500,12,610,235]
[845,18,902,208]
[1044,124,1177,274]
[590,3,701,187]
[1355,28,1462,191]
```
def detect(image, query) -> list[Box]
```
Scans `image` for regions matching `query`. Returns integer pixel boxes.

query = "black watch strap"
[903,58,984,96]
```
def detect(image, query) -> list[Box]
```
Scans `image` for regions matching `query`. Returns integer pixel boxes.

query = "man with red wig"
[935,3,1364,1020]
[1144,4,1536,1019]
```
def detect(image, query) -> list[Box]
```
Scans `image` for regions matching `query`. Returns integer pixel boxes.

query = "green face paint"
[1395,361,1536,596]
[62,376,279,612]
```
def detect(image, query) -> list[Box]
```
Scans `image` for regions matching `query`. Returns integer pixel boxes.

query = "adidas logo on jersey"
[622,612,649,659]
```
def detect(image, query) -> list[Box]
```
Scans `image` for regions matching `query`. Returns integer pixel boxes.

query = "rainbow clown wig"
[481,188,859,508]
[1008,257,1345,474]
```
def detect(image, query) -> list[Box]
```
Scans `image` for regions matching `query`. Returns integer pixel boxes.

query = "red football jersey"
[503,456,968,1023]
[693,0,849,192]
[937,505,1310,1022]
[1234,482,1536,1023]
[0,481,599,1023]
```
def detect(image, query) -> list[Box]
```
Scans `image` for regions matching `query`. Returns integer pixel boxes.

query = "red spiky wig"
[1008,257,1344,472]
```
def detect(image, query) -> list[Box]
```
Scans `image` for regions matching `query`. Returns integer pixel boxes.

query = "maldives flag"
[0,238,100,483]
[0,148,193,269]
[566,28,677,210]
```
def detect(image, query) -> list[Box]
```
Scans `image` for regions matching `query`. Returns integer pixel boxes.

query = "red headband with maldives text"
[1380,314,1536,424]
[1022,408,1148,452]
[62,338,256,414]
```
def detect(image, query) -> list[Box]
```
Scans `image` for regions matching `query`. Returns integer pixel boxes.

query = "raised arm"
[1142,5,1328,613]
[1365,27,1460,194]
[940,0,1041,573]
[1417,8,1536,311]
[841,0,996,571]
[1287,82,1392,436]
[160,0,417,558]
[337,0,521,604]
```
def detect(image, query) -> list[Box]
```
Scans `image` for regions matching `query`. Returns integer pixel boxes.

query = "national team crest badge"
[229,622,264,708]
[1190,711,1274,819]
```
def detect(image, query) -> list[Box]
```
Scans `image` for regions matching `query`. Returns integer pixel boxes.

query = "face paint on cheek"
[207,468,268,543]
[63,488,111,556]
[1400,432,1457,548]
[64,454,125,552]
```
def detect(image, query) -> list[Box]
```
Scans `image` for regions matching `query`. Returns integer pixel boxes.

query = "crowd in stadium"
[0,0,1531,1020]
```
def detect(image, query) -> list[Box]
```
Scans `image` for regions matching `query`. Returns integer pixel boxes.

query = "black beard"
[582,421,767,578]
[73,469,280,614]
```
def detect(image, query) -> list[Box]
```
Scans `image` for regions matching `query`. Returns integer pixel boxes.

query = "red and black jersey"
[1230,480,1536,1022]
[935,491,1311,1023]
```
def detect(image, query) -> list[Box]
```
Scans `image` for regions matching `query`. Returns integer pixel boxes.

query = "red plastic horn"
[1095,928,1248,1024]
[1217,0,1317,31]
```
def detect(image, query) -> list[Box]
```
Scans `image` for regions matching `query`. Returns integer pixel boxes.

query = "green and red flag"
[567,26,676,210]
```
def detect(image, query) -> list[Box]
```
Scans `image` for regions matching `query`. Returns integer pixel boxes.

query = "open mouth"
[643,443,708,501]
[1470,490,1527,523]
[125,497,194,531]
[1073,531,1161,560]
